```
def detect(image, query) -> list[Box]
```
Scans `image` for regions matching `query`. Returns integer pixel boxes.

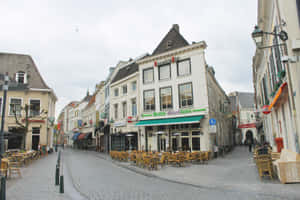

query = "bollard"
[1,175,6,200]
[59,175,64,193]
[55,164,60,186]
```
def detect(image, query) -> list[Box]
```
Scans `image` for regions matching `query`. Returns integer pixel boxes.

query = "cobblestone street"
[5,147,300,200]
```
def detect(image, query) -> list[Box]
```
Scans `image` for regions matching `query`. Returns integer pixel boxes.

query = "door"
[32,135,40,150]
[181,138,189,151]
[172,138,177,151]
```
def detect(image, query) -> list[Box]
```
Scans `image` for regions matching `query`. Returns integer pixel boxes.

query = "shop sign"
[141,108,206,118]
[209,125,216,133]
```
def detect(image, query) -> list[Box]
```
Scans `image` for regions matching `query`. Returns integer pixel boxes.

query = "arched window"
[16,71,27,84]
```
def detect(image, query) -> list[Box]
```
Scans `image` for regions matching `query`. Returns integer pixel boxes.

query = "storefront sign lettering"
[141,108,206,118]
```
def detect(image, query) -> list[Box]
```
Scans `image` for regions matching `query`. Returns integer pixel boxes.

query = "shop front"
[111,132,138,151]
[136,115,205,152]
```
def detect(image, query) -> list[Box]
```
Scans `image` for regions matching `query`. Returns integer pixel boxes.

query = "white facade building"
[109,60,141,151]
[136,25,232,152]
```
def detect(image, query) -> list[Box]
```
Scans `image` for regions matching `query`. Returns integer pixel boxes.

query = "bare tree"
[11,104,48,149]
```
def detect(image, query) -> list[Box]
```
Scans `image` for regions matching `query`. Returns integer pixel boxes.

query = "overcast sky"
[0,0,257,118]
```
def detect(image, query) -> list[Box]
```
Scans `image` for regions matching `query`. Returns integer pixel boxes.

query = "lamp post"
[251,25,288,49]
[0,72,9,200]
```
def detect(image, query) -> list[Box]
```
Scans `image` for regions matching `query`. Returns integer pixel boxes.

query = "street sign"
[209,125,217,133]
[209,118,216,125]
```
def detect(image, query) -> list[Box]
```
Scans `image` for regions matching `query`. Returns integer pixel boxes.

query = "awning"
[72,132,81,140]
[269,82,288,111]
[77,133,86,140]
[135,115,204,126]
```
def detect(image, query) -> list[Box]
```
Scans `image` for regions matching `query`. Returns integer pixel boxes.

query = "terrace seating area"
[0,149,41,178]
[253,146,300,184]
[110,150,212,170]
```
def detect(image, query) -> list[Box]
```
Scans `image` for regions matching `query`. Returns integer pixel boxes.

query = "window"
[131,98,137,116]
[177,59,191,76]
[143,68,154,84]
[262,76,269,104]
[158,64,170,80]
[32,127,40,135]
[10,98,22,116]
[179,83,193,108]
[166,40,173,49]
[0,98,2,115]
[16,71,26,84]
[132,81,137,91]
[160,87,172,110]
[114,88,119,97]
[144,90,155,111]
[192,138,200,151]
[122,85,127,95]
[114,104,118,119]
[122,102,127,118]
[30,99,40,117]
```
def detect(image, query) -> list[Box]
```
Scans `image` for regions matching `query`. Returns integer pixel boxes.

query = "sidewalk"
[6,150,84,200]
[95,147,300,199]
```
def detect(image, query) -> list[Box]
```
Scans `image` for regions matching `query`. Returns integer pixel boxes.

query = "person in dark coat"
[248,137,253,152]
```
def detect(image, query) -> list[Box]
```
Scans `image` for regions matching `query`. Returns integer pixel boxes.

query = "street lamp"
[0,72,9,200]
[251,25,288,49]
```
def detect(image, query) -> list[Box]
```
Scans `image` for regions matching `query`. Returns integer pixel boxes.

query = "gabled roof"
[0,53,50,90]
[152,24,189,56]
[111,62,138,84]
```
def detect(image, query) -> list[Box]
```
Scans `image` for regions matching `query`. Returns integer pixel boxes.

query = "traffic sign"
[209,125,217,133]
[209,118,216,125]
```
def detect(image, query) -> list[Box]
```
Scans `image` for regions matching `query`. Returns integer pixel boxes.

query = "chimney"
[172,24,179,32]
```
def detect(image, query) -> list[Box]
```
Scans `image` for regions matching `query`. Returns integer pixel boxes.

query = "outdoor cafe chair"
[8,160,22,178]
[0,160,9,177]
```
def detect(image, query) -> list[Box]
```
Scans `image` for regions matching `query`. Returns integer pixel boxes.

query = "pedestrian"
[214,145,218,158]
[248,138,253,152]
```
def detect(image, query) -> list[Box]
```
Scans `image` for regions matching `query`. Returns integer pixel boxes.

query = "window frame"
[32,127,40,135]
[122,85,127,95]
[143,89,155,112]
[29,98,41,117]
[177,58,191,77]
[131,98,137,116]
[9,97,23,116]
[158,63,171,80]
[16,71,26,84]
[159,86,173,111]
[178,82,194,108]
[143,67,154,84]
[114,88,119,97]
[122,101,127,119]
[131,81,137,91]
[114,103,118,119]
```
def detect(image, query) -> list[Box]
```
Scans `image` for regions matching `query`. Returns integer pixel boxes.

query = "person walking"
[248,138,253,152]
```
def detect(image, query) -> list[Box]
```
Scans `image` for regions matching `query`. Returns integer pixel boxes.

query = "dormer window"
[166,40,173,49]
[16,71,26,84]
